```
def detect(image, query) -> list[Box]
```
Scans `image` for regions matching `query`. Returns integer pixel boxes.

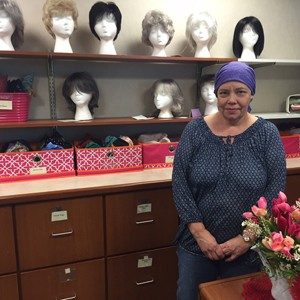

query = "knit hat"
[214,61,256,95]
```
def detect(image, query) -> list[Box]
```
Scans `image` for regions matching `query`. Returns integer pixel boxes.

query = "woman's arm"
[172,120,203,224]
[262,122,286,206]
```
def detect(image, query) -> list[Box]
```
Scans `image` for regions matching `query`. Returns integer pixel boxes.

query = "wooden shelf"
[0,50,235,65]
[0,117,193,129]
[255,112,300,119]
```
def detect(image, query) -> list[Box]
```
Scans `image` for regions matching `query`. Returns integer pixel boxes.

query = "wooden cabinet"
[15,196,104,270]
[105,188,178,256]
[0,274,19,300]
[0,207,17,275]
[286,173,300,204]
[21,259,105,300]
[107,246,177,300]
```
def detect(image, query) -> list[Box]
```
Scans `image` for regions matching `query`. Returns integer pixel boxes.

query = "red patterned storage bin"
[0,148,75,182]
[0,93,30,122]
[280,133,300,158]
[75,145,143,175]
[142,142,178,168]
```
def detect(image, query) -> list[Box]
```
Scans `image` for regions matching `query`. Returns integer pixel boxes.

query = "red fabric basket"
[142,142,178,168]
[0,92,30,122]
[75,145,143,175]
[0,148,75,182]
[280,132,300,158]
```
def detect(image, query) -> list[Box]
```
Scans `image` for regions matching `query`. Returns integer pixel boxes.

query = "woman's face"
[52,15,74,38]
[70,89,92,107]
[154,85,173,110]
[0,10,15,36]
[94,14,117,41]
[149,24,169,48]
[216,81,252,122]
[191,21,211,45]
[201,82,216,104]
[239,24,258,48]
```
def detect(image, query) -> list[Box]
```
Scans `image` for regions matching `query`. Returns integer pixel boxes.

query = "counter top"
[0,168,173,204]
[0,158,299,205]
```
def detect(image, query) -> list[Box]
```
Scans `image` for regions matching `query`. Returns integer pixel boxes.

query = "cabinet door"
[106,188,178,255]
[0,207,17,275]
[0,274,19,300]
[21,258,105,300]
[16,196,104,270]
[286,174,300,205]
[107,246,177,300]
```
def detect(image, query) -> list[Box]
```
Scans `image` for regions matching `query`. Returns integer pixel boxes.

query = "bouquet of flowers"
[242,191,300,281]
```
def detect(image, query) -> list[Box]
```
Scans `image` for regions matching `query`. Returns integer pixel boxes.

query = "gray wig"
[0,0,24,49]
[142,10,174,47]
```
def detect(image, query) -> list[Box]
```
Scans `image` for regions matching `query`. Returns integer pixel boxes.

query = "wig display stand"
[47,55,57,120]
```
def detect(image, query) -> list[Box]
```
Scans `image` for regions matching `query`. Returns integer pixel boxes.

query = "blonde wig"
[42,0,78,38]
[186,11,217,51]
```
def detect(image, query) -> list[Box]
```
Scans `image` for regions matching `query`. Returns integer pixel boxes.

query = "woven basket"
[0,92,30,122]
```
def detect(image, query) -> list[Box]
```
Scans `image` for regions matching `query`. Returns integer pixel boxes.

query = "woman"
[89,1,122,55]
[151,79,184,118]
[233,16,264,60]
[62,72,99,121]
[185,11,217,58]
[141,10,175,57]
[42,0,78,53]
[172,61,286,300]
[0,0,24,51]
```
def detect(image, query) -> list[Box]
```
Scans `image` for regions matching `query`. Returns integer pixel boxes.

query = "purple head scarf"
[214,61,256,95]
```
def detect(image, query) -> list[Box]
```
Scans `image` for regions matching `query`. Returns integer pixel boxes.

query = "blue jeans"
[176,245,261,300]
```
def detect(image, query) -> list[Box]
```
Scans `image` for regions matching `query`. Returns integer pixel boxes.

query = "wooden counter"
[199,272,264,300]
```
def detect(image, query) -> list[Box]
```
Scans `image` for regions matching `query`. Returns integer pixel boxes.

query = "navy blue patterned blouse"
[172,117,286,254]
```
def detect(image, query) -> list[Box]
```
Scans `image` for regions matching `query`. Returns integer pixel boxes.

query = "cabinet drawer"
[0,274,19,300]
[106,188,178,255]
[16,196,104,270]
[107,246,177,300]
[21,258,105,300]
[0,207,17,275]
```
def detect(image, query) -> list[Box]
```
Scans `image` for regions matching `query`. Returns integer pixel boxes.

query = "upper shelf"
[0,117,193,129]
[0,50,235,65]
[255,112,300,120]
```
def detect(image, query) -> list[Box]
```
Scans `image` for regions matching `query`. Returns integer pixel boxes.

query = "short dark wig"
[232,16,264,58]
[62,72,99,114]
[89,1,122,41]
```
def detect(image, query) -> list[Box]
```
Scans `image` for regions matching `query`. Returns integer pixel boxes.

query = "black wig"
[62,72,99,113]
[89,1,122,41]
[232,16,264,58]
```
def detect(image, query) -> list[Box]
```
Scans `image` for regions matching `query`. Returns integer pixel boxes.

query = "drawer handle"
[57,294,77,300]
[51,229,74,237]
[136,278,154,286]
[135,219,154,225]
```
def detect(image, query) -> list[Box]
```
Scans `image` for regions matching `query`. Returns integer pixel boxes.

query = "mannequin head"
[62,72,99,115]
[199,74,218,115]
[0,0,24,49]
[142,10,174,48]
[89,1,122,41]
[186,12,217,51]
[152,79,184,118]
[42,0,78,39]
[199,74,216,104]
[232,16,264,58]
